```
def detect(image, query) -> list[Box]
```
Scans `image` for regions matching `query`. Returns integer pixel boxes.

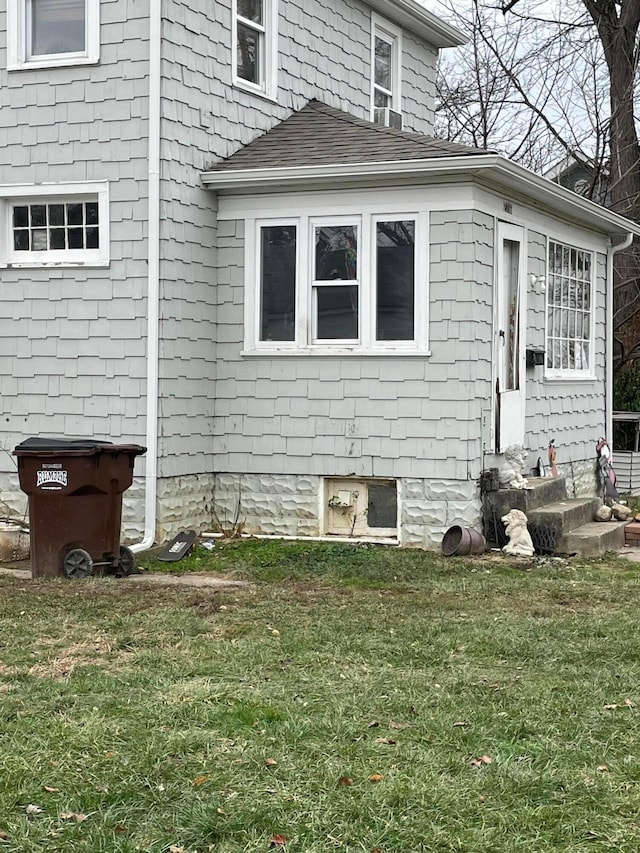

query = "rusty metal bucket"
[442,525,486,557]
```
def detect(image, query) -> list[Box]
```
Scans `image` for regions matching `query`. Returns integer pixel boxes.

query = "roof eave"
[201,155,640,237]
[366,0,466,47]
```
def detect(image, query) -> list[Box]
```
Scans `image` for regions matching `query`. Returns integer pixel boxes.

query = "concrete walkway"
[0,563,247,588]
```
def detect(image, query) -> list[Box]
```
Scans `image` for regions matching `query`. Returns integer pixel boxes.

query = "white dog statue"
[501,508,535,557]
[498,444,529,490]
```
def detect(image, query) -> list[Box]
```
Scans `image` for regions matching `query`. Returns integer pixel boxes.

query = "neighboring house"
[545,155,610,207]
[0,1,638,551]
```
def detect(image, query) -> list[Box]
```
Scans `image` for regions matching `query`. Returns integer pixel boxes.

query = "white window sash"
[370,14,403,119]
[8,0,100,70]
[0,181,109,268]
[247,211,428,355]
[232,0,278,100]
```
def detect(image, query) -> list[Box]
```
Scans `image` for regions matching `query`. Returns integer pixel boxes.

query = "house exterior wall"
[0,0,151,528]
[201,202,494,547]
[523,229,606,495]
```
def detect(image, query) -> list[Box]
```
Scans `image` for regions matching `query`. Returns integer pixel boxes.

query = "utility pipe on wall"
[131,0,162,553]
[606,231,634,449]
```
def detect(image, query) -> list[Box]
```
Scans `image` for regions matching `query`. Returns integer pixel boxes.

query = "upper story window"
[249,210,426,355]
[0,182,109,268]
[546,240,593,376]
[233,0,278,99]
[371,15,402,124]
[7,0,100,70]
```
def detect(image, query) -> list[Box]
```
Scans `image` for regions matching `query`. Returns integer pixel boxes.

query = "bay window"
[251,211,425,353]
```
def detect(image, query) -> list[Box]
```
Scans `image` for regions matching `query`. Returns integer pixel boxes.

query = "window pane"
[68,228,84,249]
[85,202,99,225]
[374,89,389,108]
[67,203,83,226]
[316,285,358,340]
[49,204,65,226]
[376,220,415,341]
[547,240,592,372]
[14,230,29,251]
[367,482,397,528]
[32,229,48,251]
[50,228,66,249]
[31,205,46,227]
[238,0,263,24]
[237,22,259,83]
[375,36,392,90]
[315,226,357,281]
[260,226,296,342]
[85,227,99,249]
[13,206,29,228]
[31,0,86,56]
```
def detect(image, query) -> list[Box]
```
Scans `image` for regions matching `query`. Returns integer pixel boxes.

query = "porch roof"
[201,101,640,239]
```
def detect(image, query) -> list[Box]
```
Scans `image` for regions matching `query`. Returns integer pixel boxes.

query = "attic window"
[233,0,278,99]
[8,0,100,69]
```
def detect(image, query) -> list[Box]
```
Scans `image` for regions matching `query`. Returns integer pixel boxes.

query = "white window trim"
[544,236,596,381]
[231,0,278,100]
[7,0,100,71]
[370,13,403,119]
[0,181,110,268]
[246,209,428,356]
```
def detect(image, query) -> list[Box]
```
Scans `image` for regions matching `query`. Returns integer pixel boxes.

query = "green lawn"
[1,541,640,851]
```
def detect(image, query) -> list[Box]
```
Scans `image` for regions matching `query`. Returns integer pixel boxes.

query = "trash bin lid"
[14,437,114,452]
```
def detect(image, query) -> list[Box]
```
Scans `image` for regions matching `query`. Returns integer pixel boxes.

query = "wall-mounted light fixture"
[530,273,546,293]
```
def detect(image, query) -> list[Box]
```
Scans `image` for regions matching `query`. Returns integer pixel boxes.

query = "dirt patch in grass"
[27,633,133,679]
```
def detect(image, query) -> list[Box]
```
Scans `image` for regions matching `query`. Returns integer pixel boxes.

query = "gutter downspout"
[606,231,634,447]
[131,1,162,553]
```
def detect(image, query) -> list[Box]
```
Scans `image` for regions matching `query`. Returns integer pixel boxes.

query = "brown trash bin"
[13,437,146,579]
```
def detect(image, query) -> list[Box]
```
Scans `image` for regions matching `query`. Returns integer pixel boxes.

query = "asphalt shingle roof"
[209,100,492,172]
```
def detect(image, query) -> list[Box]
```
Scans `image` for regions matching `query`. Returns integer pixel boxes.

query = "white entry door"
[495,223,526,452]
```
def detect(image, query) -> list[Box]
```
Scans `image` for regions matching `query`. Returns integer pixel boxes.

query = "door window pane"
[376,220,414,341]
[260,225,296,342]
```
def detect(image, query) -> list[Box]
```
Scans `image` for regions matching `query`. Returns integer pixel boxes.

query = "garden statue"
[498,444,529,489]
[501,509,535,557]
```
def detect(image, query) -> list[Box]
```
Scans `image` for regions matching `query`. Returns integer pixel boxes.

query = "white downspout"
[131,1,162,553]
[606,231,634,447]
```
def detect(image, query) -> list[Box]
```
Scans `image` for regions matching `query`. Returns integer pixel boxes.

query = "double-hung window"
[233,0,278,98]
[546,240,593,376]
[371,15,402,121]
[252,211,425,354]
[0,182,110,267]
[8,0,100,70]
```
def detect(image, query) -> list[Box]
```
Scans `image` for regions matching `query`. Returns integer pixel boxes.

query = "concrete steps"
[483,477,627,557]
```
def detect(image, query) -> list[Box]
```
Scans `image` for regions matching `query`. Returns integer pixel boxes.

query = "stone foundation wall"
[1,469,483,552]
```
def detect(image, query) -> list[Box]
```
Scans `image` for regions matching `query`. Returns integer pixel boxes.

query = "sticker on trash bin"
[36,469,68,490]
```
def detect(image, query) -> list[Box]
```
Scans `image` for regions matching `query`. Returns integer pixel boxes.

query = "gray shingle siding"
[212,209,494,485]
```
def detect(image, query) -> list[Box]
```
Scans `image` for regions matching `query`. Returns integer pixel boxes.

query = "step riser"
[559,523,628,557]
[528,499,601,534]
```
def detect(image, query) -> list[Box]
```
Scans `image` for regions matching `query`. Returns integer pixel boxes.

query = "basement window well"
[324,479,397,538]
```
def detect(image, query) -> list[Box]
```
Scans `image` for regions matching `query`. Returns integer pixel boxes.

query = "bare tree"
[435,0,640,370]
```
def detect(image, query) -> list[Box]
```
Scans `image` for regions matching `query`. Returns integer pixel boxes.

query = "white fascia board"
[367,0,466,47]
[201,155,640,237]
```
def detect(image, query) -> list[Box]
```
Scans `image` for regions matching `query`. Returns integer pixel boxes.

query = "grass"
[2,541,640,851]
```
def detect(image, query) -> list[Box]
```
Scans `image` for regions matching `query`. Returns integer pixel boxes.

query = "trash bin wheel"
[63,548,94,580]
[117,546,136,577]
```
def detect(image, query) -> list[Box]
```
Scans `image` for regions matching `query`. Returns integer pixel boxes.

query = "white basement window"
[546,240,594,377]
[8,0,100,70]
[249,211,426,355]
[0,182,109,267]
